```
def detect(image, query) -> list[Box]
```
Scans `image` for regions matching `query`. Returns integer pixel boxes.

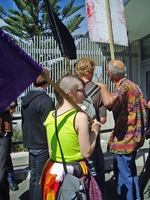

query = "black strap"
[54,111,68,175]
[86,84,100,97]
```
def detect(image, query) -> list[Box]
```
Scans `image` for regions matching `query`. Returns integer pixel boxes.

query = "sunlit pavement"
[10,166,146,200]
[10,129,150,200]
[10,146,149,200]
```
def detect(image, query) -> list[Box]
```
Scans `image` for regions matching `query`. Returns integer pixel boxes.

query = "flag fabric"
[44,0,76,60]
[0,28,43,114]
[86,0,128,46]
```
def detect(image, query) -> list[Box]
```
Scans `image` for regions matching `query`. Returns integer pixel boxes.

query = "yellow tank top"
[44,109,83,162]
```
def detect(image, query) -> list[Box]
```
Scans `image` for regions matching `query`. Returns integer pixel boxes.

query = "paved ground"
[10,168,120,200]
[9,130,150,200]
[10,155,148,200]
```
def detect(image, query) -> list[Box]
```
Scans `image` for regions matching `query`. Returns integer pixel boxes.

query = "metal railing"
[12,116,112,146]
[14,36,130,115]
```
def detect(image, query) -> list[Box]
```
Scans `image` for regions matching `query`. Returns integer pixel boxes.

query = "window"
[141,37,150,61]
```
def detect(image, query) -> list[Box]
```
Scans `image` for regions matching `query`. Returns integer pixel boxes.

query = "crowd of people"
[1,58,150,200]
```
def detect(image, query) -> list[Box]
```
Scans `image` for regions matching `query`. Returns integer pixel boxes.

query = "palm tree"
[0,0,85,41]
[0,5,6,19]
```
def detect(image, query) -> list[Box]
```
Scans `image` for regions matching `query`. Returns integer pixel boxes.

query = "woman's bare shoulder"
[76,111,88,122]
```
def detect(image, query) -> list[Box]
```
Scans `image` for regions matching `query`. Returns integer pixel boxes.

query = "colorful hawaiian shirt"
[108,78,147,154]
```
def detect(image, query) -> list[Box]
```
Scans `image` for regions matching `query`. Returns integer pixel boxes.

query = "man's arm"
[95,83,114,108]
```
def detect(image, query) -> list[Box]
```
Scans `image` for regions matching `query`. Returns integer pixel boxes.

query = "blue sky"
[0,0,88,35]
[0,0,16,11]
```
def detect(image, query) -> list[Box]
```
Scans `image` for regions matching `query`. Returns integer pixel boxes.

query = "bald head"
[108,60,124,70]
[55,75,83,106]
[107,60,126,78]
[59,76,82,93]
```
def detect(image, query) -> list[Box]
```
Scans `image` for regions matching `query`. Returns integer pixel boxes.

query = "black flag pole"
[42,0,96,124]
[44,0,65,56]
[44,0,76,62]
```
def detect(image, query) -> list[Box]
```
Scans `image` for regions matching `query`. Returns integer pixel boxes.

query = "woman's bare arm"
[75,112,101,159]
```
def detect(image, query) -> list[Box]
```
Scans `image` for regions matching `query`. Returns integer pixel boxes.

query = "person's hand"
[91,119,101,136]
[94,82,107,89]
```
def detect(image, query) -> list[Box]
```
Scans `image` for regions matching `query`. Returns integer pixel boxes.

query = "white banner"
[86,0,128,46]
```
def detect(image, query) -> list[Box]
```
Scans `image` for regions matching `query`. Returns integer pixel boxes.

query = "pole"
[105,0,115,60]
[65,57,72,75]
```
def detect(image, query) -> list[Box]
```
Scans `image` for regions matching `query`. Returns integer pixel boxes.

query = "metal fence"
[15,36,129,114]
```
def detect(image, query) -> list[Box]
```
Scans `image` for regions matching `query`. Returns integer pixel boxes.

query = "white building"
[124,0,150,100]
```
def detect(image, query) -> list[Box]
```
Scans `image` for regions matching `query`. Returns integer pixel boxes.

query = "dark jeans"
[7,138,14,184]
[7,154,14,184]
[0,135,11,200]
[29,149,49,200]
[113,151,140,200]
[87,140,107,200]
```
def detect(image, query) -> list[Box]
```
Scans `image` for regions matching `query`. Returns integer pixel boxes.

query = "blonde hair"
[75,57,96,77]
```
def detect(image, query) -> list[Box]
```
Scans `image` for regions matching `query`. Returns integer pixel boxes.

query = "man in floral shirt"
[96,60,147,200]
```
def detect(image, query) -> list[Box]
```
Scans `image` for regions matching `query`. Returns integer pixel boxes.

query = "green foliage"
[61,0,84,20]
[66,14,85,33]
[12,126,27,152]
[0,5,6,18]
[0,0,85,41]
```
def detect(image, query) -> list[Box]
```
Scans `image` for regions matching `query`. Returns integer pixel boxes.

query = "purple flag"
[0,28,43,114]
